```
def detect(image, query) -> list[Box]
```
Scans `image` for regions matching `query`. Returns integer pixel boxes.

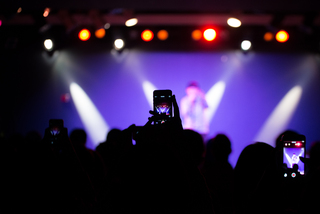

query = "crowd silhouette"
[1,94,320,214]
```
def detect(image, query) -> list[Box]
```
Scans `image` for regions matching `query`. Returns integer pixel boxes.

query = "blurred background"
[1,0,320,166]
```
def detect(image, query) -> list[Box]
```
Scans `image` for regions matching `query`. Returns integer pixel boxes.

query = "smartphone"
[48,119,64,145]
[49,119,64,136]
[282,134,306,177]
[153,90,173,124]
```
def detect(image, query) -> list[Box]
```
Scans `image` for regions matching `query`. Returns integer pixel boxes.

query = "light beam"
[70,83,109,147]
[205,81,226,123]
[142,81,157,109]
[254,85,303,146]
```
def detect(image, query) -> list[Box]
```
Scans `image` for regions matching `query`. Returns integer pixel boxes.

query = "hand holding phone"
[43,119,69,151]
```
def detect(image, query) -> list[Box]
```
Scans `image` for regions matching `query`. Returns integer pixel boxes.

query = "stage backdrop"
[1,45,320,167]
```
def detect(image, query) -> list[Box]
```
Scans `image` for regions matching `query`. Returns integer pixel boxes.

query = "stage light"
[78,29,91,41]
[104,23,111,29]
[0,20,2,27]
[44,39,53,51]
[125,18,138,27]
[141,29,154,42]
[241,40,251,51]
[114,39,124,50]
[203,28,217,41]
[227,18,241,28]
[43,8,50,17]
[95,28,105,39]
[157,30,169,40]
[60,93,70,103]
[264,32,274,41]
[276,30,289,43]
[191,29,202,41]
[17,7,22,13]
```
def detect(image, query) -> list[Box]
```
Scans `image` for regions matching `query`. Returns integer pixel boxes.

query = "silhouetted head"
[70,129,87,147]
[235,142,275,189]
[106,128,122,145]
[25,131,42,145]
[234,142,280,214]
[180,129,205,166]
[8,133,25,152]
[205,134,231,162]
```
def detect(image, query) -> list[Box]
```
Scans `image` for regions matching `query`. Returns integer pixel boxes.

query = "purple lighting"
[5,48,320,166]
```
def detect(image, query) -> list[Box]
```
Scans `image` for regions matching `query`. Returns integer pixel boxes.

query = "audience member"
[234,142,282,214]
[200,134,234,214]
[95,128,123,170]
[2,93,319,214]
[69,129,107,204]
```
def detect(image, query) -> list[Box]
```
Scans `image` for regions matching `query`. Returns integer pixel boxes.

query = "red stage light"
[203,28,217,41]
[79,29,91,41]
[60,93,70,103]
[95,28,106,39]
[191,29,202,41]
[141,29,154,42]
[264,32,273,41]
[157,30,169,41]
[276,30,289,43]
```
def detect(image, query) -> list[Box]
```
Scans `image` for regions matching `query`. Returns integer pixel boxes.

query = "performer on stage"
[180,82,209,139]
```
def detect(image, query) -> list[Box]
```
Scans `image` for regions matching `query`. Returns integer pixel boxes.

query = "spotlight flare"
[141,29,154,42]
[241,40,251,51]
[276,30,289,43]
[114,39,125,50]
[79,29,91,41]
[227,18,241,28]
[125,18,138,27]
[191,29,202,41]
[44,39,53,51]
[203,29,217,41]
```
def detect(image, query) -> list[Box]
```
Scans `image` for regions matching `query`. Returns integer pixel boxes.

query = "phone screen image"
[50,127,61,136]
[153,90,172,124]
[283,140,305,175]
[155,102,172,116]
[49,119,64,136]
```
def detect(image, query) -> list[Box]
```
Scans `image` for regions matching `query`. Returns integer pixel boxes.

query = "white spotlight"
[205,81,226,124]
[114,39,124,50]
[70,83,109,147]
[227,18,241,28]
[44,39,53,51]
[241,40,251,51]
[104,23,111,29]
[125,18,138,27]
[142,81,157,109]
[254,85,303,146]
